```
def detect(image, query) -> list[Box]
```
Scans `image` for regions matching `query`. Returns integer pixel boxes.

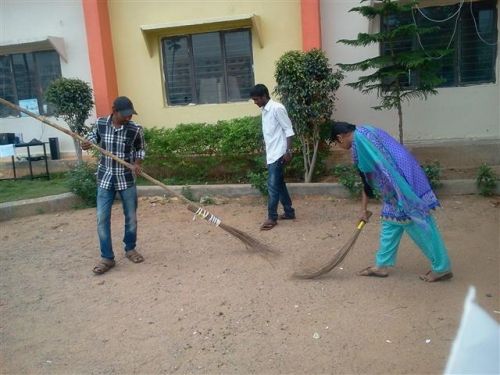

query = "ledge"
[141,14,262,57]
[1,180,498,222]
[0,36,67,62]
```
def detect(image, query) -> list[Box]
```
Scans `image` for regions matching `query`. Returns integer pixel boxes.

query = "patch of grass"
[422,161,442,189]
[332,164,363,198]
[0,172,70,203]
[181,185,196,202]
[476,164,498,196]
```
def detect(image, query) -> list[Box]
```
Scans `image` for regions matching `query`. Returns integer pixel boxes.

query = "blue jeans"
[267,157,294,221]
[97,186,138,260]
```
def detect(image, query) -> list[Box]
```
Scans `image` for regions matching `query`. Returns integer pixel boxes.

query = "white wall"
[0,0,95,156]
[321,0,500,142]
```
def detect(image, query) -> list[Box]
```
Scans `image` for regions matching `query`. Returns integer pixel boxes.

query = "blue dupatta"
[352,126,440,228]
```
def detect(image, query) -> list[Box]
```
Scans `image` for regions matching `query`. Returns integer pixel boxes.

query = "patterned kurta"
[352,126,439,223]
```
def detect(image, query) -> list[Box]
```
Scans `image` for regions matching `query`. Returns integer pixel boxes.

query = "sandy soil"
[1,194,499,374]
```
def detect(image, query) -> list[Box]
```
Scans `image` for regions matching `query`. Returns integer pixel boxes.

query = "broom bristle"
[293,231,361,279]
[219,222,279,255]
[186,203,277,255]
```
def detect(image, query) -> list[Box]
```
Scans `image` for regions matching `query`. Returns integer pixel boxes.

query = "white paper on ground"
[444,286,500,374]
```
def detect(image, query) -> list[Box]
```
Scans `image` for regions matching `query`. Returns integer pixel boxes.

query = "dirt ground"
[1,194,499,374]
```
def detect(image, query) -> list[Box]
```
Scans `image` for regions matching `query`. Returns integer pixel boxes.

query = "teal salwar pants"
[375,215,451,273]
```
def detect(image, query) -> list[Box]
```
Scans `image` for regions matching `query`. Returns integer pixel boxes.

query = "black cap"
[113,96,137,116]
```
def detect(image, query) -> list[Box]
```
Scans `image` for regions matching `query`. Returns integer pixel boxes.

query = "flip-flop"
[278,214,296,220]
[419,271,453,282]
[260,220,277,231]
[125,250,145,263]
[93,259,116,275]
[357,266,388,278]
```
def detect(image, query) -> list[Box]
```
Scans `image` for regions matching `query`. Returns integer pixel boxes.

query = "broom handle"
[0,97,193,206]
[357,210,373,230]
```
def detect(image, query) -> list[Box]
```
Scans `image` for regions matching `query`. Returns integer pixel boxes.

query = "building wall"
[107,0,302,127]
[320,0,500,142]
[0,0,94,155]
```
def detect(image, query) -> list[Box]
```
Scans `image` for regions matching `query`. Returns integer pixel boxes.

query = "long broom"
[293,210,373,279]
[0,97,275,255]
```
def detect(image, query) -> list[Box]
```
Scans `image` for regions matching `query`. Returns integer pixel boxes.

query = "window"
[0,50,62,117]
[381,0,497,87]
[162,29,254,105]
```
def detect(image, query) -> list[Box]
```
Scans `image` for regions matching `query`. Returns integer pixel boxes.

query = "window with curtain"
[381,0,497,87]
[161,29,254,105]
[0,50,62,117]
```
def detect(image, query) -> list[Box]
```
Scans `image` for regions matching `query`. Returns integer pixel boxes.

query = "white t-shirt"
[261,99,295,164]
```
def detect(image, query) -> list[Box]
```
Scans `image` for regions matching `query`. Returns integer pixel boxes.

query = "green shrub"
[66,161,97,207]
[45,78,94,164]
[476,164,498,196]
[144,117,263,184]
[333,164,363,197]
[181,186,196,202]
[143,116,330,184]
[275,49,343,182]
[248,170,268,196]
[422,161,442,189]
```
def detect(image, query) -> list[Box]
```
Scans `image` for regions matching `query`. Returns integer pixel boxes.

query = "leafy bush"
[181,186,196,202]
[422,162,442,189]
[66,161,97,206]
[144,117,263,184]
[143,116,331,185]
[45,78,94,164]
[275,49,343,182]
[248,170,268,196]
[476,164,498,196]
[333,164,363,197]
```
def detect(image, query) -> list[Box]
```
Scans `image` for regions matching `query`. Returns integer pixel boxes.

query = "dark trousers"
[267,157,294,221]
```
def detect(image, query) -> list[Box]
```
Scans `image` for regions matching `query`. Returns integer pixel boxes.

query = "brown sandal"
[357,266,388,278]
[260,220,277,231]
[93,259,116,275]
[125,250,144,263]
[419,270,453,282]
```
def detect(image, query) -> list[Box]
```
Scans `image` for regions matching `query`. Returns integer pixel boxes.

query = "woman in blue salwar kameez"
[331,122,453,282]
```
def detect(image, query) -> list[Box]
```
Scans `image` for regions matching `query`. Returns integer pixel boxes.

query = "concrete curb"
[0,192,83,222]
[1,180,497,222]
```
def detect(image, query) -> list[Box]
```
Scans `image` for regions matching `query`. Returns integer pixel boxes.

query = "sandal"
[278,214,296,220]
[357,266,388,278]
[93,259,116,275]
[419,270,453,282]
[125,250,144,263]
[260,220,277,231]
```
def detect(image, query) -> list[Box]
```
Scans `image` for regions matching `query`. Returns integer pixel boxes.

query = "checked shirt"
[87,115,146,190]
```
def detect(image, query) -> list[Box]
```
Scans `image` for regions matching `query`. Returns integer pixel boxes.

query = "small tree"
[275,49,343,182]
[337,0,449,144]
[45,78,94,163]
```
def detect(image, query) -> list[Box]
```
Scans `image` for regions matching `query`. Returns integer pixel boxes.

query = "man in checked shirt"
[82,96,145,274]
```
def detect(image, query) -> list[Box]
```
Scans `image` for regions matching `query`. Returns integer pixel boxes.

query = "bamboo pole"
[0,97,276,255]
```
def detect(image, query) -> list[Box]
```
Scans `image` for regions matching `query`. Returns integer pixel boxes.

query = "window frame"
[0,49,62,117]
[379,0,497,88]
[161,28,255,106]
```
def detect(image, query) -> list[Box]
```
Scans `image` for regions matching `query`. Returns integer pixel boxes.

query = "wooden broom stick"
[293,211,373,279]
[0,97,276,255]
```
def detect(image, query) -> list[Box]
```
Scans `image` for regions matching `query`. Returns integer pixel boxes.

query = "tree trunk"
[303,127,320,183]
[300,135,310,182]
[397,102,404,144]
[73,138,83,164]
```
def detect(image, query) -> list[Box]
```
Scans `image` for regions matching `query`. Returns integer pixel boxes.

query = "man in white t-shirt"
[250,84,296,230]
